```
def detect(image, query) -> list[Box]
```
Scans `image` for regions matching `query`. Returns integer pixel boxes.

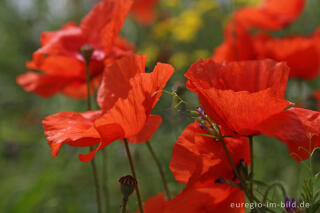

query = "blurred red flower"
[235,0,305,30]
[186,59,320,162]
[42,54,174,161]
[212,0,320,80]
[17,0,134,99]
[252,33,320,79]
[212,19,255,62]
[130,0,160,25]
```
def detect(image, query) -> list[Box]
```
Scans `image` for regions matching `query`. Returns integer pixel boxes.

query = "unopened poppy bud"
[236,159,249,181]
[119,175,137,199]
[80,44,94,63]
[215,177,225,184]
[215,177,239,188]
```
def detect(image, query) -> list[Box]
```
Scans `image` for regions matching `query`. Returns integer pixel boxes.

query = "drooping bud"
[119,175,137,200]
[215,177,239,188]
[80,44,94,64]
[236,159,249,181]
[215,177,226,184]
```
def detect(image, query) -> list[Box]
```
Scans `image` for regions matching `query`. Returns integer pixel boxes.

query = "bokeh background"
[1,0,320,212]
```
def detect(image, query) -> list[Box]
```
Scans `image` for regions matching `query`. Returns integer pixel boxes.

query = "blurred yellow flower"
[137,44,159,65]
[235,0,263,6]
[192,49,211,61]
[152,19,173,40]
[163,0,181,8]
[171,10,202,42]
[169,52,189,70]
[194,0,218,14]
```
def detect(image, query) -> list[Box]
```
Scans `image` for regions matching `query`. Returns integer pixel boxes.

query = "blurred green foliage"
[1,0,320,212]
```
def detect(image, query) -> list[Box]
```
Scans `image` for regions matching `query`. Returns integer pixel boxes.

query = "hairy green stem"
[121,198,128,213]
[102,149,110,212]
[123,139,144,213]
[262,183,287,203]
[146,141,172,200]
[85,61,102,213]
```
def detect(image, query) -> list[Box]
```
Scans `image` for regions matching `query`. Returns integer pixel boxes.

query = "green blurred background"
[1,0,320,212]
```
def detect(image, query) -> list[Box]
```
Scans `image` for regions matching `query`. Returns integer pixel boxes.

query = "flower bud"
[119,175,137,199]
[80,44,94,63]
[236,159,249,181]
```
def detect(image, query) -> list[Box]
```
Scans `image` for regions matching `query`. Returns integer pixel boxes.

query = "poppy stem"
[220,138,254,202]
[102,149,110,212]
[146,141,172,200]
[249,136,254,196]
[84,58,103,213]
[121,198,128,213]
[123,139,144,213]
[85,63,92,110]
[89,147,103,213]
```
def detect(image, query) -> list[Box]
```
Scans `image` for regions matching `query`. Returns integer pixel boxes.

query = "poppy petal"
[130,0,159,25]
[42,111,102,157]
[79,123,125,162]
[197,88,291,135]
[165,184,245,213]
[253,34,320,80]
[95,58,173,139]
[136,193,167,213]
[16,72,70,98]
[98,54,147,110]
[257,107,320,162]
[186,59,289,98]
[127,115,162,143]
[81,0,133,52]
[235,0,305,30]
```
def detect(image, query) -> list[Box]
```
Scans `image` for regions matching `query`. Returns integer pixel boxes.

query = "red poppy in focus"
[186,58,320,161]
[137,122,249,212]
[130,0,160,25]
[17,0,134,99]
[235,0,305,30]
[136,193,167,213]
[252,33,320,80]
[42,54,174,161]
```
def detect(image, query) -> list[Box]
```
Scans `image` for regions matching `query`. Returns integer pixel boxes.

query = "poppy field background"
[1,0,320,212]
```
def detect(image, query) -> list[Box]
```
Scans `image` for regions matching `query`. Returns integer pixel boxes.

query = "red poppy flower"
[212,20,255,62]
[42,54,174,161]
[17,0,134,99]
[252,33,320,80]
[186,59,290,136]
[186,58,320,161]
[256,107,320,162]
[130,0,160,25]
[235,0,305,30]
[136,193,167,213]
[137,122,249,212]
[213,26,320,80]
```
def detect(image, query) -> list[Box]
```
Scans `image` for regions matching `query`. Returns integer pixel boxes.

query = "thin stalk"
[90,147,103,213]
[249,135,254,196]
[85,61,102,213]
[85,63,92,110]
[121,198,128,213]
[262,183,288,203]
[102,149,110,212]
[146,141,172,200]
[123,139,144,213]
